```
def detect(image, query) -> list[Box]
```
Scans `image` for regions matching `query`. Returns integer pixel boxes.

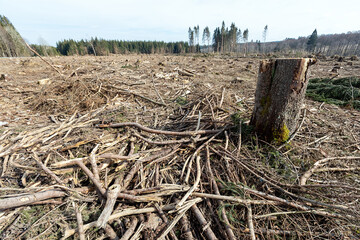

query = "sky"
[1,0,359,46]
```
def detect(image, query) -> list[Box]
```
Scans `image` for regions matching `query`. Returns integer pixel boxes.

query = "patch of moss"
[175,96,188,105]
[273,123,290,144]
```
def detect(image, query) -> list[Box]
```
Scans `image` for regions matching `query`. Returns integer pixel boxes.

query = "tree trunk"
[250,58,316,143]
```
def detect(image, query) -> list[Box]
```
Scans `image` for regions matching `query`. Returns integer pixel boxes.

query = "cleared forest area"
[0,53,359,239]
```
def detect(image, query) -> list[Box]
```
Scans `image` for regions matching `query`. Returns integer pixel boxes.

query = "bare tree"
[243,29,249,56]
[188,27,194,53]
[202,26,211,53]
[194,25,200,52]
[262,25,268,53]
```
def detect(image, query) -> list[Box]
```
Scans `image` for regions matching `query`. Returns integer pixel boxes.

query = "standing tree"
[188,27,194,53]
[221,21,226,53]
[213,27,221,52]
[243,29,249,56]
[202,26,211,53]
[236,29,242,53]
[194,25,200,52]
[262,25,268,53]
[229,23,238,52]
[307,29,318,52]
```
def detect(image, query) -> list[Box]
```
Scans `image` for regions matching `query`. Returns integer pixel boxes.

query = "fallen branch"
[120,216,138,240]
[97,183,121,228]
[300,156,360,185]
[246,204,256,240]
[159,198,202,239]
[191,204,218,240]
[133,131,208,145]
[25,42,63,77]
[240,185,354,219]
[62,202,188,239]
[205,146,236,240]
[105,224,119,240]
[97,122,221,136]
[191,192,279,205]
[33,152,64,185]
[0,189,66,210]
[105,85,166,106]
[154,203,178,240]
[176,155,201,208]
[72,202,86,240]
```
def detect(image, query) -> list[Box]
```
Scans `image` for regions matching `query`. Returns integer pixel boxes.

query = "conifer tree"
[221,21,226,53]
[307,29,318,52]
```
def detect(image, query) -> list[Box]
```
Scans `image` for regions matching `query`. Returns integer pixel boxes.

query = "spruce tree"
[307,29,318,52]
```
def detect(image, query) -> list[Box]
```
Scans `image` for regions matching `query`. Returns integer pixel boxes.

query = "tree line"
[55,38,190,56]
[187,22,268,54]
[242,30,360,56]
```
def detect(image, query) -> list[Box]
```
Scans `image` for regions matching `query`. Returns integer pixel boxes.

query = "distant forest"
[53,23,360,57]
[55,39,190,56]
[1,14,360,57]
[191,22,360,56]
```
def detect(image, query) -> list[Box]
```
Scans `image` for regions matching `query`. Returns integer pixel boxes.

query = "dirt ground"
[0,54,359,239]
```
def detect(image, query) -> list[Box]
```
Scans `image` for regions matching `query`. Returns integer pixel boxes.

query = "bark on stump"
[250,58,316,143]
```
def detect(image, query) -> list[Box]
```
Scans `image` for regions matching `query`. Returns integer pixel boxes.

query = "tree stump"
[250,58,316,143]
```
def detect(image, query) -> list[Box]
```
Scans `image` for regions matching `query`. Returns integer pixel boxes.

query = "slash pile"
[0,90,359,239]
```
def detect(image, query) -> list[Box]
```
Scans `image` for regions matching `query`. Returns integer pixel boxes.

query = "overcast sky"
[1,0,359,46]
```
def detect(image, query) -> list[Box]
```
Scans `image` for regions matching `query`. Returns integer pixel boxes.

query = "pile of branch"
[0,94,359,239]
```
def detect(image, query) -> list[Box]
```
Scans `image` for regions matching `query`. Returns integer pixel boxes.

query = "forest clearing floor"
[0,54,359,239]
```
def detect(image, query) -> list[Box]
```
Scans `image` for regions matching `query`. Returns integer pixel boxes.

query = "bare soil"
[0,54,359,239]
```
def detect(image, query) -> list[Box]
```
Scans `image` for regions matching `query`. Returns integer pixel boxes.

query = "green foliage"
[175,96,188,105]
[0,15,31,57]
[212,21,243,53]
[307,29,318,52]
[307,77,360,110]
[56,38,190,56]
[0,15,14,28]
[30,44,60,56]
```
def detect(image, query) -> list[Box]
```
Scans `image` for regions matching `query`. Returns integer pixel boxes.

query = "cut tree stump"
[250,58,316,143]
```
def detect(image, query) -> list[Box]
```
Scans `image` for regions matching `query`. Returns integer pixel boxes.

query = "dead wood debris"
[0,56,360,239]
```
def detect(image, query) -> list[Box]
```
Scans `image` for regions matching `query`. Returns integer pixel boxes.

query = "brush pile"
[1,90,359,239]
[0,55,360,239]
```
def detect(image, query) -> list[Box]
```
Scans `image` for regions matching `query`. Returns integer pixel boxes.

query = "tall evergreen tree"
[307,29,318,52]
[221,21,226,53]
[213,27,221,52]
